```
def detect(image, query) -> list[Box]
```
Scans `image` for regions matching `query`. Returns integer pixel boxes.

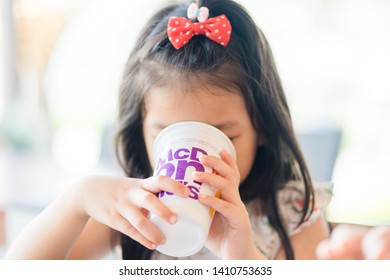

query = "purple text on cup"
[155,147,208,200]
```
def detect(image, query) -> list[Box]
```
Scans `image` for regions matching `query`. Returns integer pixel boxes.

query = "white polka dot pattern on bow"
[167,14,232,49]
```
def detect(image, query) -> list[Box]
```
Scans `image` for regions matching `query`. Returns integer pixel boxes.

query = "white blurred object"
[51,125,101,173]
[44,0,165,127]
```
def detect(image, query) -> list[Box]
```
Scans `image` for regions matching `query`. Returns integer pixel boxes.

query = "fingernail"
[151,243,157,249]
[170,215,177,224]
[199,154,207,161]
[199,193,207,199]
[192,171,201,177]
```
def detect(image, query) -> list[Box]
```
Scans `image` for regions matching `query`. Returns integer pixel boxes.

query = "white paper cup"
[149,121,236,257]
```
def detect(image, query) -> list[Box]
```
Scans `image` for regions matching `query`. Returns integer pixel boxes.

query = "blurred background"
[1,0,389,257]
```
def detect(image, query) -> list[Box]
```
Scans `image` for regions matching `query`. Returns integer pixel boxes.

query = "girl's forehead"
[146,82,234,102]
[144,82,241,105]
[143,85,245,122]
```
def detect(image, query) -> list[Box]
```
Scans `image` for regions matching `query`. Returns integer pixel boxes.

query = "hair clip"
[187,2,209,22]
[167,4,232,49]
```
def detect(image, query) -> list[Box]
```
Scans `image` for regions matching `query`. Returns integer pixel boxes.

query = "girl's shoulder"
[276,180,333,235]
[247,180,333,258]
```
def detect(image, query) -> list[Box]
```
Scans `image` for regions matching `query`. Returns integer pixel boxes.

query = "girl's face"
[142,86,259,183]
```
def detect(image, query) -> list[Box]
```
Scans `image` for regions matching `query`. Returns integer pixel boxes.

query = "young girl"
[5,0,332,260]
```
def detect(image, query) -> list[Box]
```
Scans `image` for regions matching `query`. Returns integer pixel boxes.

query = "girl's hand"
[193,150,266,259]
[75,175,190,250]
[316,224,390,260]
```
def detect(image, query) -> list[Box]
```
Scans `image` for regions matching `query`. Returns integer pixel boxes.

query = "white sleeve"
[277,181,334,235]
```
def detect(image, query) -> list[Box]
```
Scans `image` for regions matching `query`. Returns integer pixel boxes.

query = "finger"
[117,204,166,246]
[199,151,240,186]
[362,226,390,260]
[315,240,334,259]
[330,224,366,250]
[130,188,178,225]
[192,171,228,190]
[331,228,365,259]
[220,149,240,175]
[108,212,159,250]
[198,194,244,229]
[199,154,231,178]
[316,225,366,259]
[316,239,359,260]
[141,176,190,197]
[192,171,240,204]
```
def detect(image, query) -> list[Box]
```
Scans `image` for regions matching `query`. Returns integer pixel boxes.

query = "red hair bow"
[167,14,232,49]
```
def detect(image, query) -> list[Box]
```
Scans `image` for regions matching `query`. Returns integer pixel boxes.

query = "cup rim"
[153,121,236,160]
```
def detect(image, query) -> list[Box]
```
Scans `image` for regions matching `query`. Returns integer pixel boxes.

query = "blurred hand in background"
[316,224,390,260]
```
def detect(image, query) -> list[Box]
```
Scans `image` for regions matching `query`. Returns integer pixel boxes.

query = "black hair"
[116,0,314,260]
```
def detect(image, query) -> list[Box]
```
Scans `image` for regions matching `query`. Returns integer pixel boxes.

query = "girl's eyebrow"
[151,122,167,131]
[213,121,239,131]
